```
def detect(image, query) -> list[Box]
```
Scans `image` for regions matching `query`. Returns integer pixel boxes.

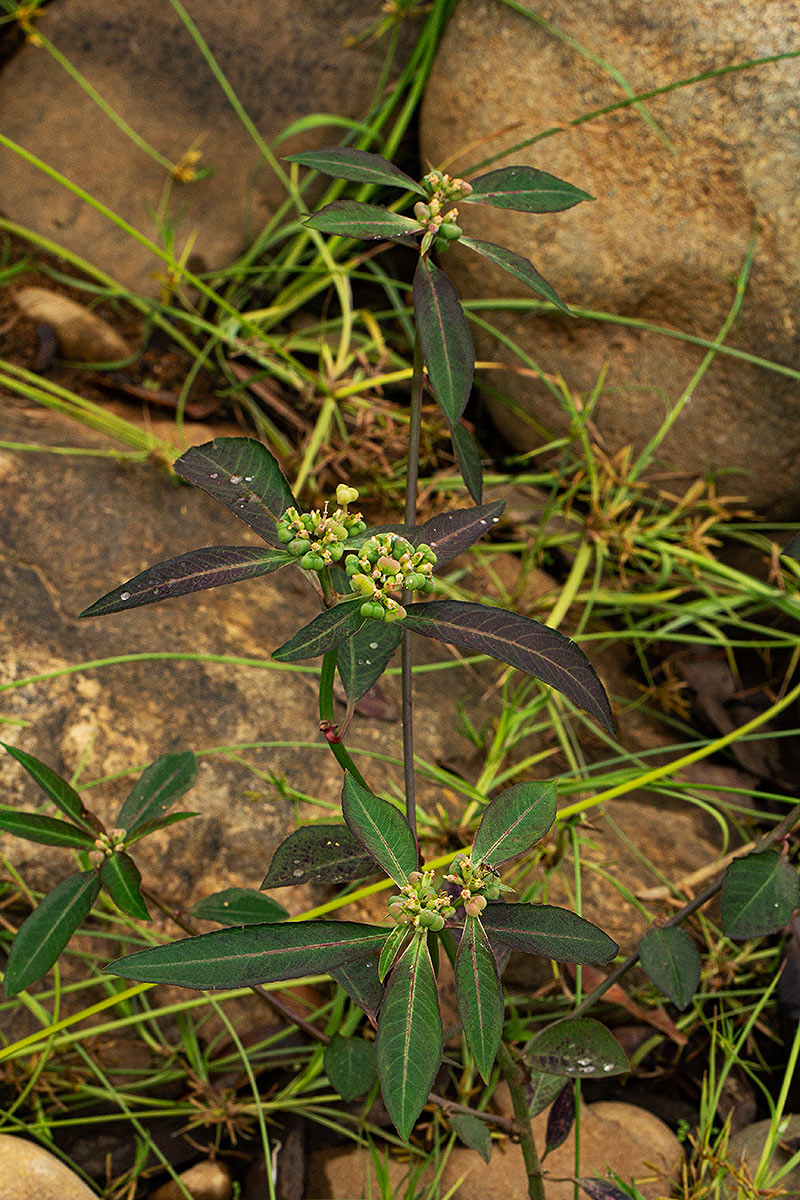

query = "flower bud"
[465,894,487,918]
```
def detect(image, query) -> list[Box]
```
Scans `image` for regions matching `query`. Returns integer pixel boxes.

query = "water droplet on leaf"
[230,475,242,484]
[120,592,131,601]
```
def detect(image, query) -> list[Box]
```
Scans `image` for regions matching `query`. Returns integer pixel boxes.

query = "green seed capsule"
[289,538,311,556]
[439,221,462,240]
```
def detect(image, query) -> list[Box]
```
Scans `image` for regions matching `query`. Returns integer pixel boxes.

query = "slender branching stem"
[497,1040,546,1200]
[402,336,426,841]
[318,649,369,789]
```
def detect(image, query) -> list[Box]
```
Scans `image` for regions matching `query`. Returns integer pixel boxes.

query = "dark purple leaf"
[448,417,483,503]
[460,236,569,312]
[189,888,288,926]
[465,166,592,213]
[304,200,423,240]
[285,146,427,195]
[544,1083,575,1157]
[337,620,401,706]
[403,601,615,734]
[80,546,293,617]
[324,1035,377,1101]
[330,949,384,1026]
[261,824,375,888]
[526,1069,567,1117]
[413,257,474,425]
[482,903,617,964]
[272,597,367,662]
[578,1179,632,1200]
[363,501,505,566]
[174,438,297,547]
[781,532,800,560]
[523,1018,628,1078]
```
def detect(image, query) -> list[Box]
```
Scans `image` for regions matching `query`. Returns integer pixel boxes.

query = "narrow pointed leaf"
[376,934,443,1139]
[455,915,504,1082]
[403,601,615,734]
[261,824,375,888]
[379,923,409,983]
[337,620,401,706]
[324,1035,378,1102]
[100,852,150,921]
[781,532,800,560]
[285,146,426,195]
[448,417,483,503]
[545,1082,575,1157]
[80,546,293,617]
[174,438,297,547]
[272,597,366,661]
[413,257,474,424]
[5,871,101,996]
[342,775,417,886]
[460,236,569,312]
[524,1017,629,1078]
[720,849,800,940]
[450,1112,492,1163]
[527,1069,568,1117]
[117,752,198,834]
[106,920,388,989]
[304,200,423,240]
[330,950,384,1025]
[189,888,288,926]
[0,808,93,848]
[579,1179,632,1200]
[639,926,700,1010]
[363,500,505,566]
[465,166,592,212]
[482,903,617,964]
[472,781,556,868]
[1,743,92,830]
[123,811,198,845]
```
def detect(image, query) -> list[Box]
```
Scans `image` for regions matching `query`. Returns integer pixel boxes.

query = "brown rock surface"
[0,1133,96,1200]
[0,0,419,294]
[421,0,800,516]
[14,287,130,362]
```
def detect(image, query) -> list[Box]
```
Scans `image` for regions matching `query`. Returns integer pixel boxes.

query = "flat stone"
[14,286,129,362]
[725,1114,800,1196]
[0,1134,96,1200]
[0,0,419,294]
[150,1159,232,1200]
[421,0,800,517]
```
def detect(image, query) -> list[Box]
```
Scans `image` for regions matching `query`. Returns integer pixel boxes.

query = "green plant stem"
[571,796,800,1019]
[402,336,426,840]
[318,650,369,789]
[497,1040,546,1200]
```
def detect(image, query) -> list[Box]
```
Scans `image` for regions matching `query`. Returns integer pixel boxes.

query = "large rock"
[421,0,800,516]
[0,1134,96,1200]
[0,0,418,294]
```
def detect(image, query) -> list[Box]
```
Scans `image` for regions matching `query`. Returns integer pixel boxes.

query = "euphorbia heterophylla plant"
[69,147,622,1153]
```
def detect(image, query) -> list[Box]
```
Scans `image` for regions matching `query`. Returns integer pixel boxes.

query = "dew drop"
[120,591,131,601]
[602,1063,616,1072]
[230,475,243,484]
[492,517,499,523]
[244,475,253,482]
[479,519,486,525]
[292,868,304,878]
[223,900,229,907]
[369,641,379,649]
[210,472,219,479]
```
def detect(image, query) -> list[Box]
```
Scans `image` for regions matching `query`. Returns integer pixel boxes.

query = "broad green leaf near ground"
[5,871,101,996]
[261,824,375,888]
[455,915,504,1082]
[341,774,418,886]
[720,849,800,939]
[472,781,557,867]
[523,1017,628,1078]
[324,1035,377,1102]
[376,934,443,1139]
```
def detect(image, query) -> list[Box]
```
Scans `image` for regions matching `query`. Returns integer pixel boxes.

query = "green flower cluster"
[444,853,508,918]
[345,531,436,621]
[87,827,127,868]
[413,170,473,243]
[276,485,366,571]
[387,870,456,932]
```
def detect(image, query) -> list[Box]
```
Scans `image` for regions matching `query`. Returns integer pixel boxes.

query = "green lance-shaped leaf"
[481,903,618,964]
[527,1069,568,1117]
[364,499,505,566]
[720,849,800,940]
[413,257,475,425]
[447,417,483,503]
[577,1179,632,1200]
[272,596,366,662]
[1,742,93,830]
[174,437,297,548]
[376,933,443,1139]
[639,926,700,1010]
[403,601,615,735]
[379,923,409,983]
[472,780,557,868]
[189,888,288,927]
[455,915,504,1083]
[330,950,384,1026]
[545,1082,575,1157]
[450,1112,492,1163]
[106,920,388,990]
[261,824,375,888]
[341,775,417,886]
[337,620,401,707]
[465,166,592,213]
[0,808,94,849]
[286,146,427,195]
[100,852,150,921]
[304,200,423,240]
[324,1035,378,1102]
[116,752,198,835]
[123,811,198,846]
[5,871,101,996]
[460,236,569,312]
[80,546,293,618]
[524,1017,629,1078]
